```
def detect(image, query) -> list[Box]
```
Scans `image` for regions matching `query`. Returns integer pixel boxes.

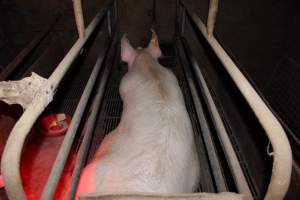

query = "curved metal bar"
[1,4,111,199]
[182,5,292,200]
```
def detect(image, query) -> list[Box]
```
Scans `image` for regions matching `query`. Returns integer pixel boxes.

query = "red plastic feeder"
[39,113,71,137]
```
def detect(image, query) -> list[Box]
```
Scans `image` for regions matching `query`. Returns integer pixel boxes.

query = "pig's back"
[77,52,200,196]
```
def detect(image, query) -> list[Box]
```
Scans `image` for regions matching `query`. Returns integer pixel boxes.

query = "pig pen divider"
[176,38,228,193]
[1,1,117,199]
[177,1,292,200]
[67,44,118,200]
[179,37,252,199]
[41,24,118,200]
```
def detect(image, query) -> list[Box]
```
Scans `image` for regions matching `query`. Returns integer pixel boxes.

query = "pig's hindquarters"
[77,67,199,195]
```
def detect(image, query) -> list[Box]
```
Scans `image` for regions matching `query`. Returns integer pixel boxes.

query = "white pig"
[76,31,200,197]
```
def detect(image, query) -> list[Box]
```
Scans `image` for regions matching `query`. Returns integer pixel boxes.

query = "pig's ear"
[146,30,162,60]
[121,34,137,66]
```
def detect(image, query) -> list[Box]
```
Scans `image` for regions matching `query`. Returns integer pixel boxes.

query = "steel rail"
[207,0,218,36]
[1,2,114,199]
[67,30,118,200]
[67,53,113,200]
[181,37,252,198]
[41,26,117,200]
[179,2,292,199]
[176,39,228,192]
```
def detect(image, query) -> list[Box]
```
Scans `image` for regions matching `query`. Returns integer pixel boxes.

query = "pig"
[76,31,200,197]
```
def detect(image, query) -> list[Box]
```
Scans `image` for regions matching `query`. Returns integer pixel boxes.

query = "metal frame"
[176,1,292,199]
[180,37,252,198]
[1,1,116,199]
[176,38,228,192]
[67,41,118,200]
[41,24,117,200]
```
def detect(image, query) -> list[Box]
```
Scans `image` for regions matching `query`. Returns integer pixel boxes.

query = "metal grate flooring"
[89,44,216,193]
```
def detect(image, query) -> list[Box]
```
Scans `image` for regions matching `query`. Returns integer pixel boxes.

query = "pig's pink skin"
[77,34,200,197]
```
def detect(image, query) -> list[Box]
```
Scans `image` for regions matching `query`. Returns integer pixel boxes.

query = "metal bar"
[68,57,111,200]
[41,29,114,200]
[73,0,85,38]
[181,3,292,199]
[114,0,118,21]
[48,5,109,89]
[0,34,44,81]
[207,0,219,36]
[180,8,186,35]
[181,37,252,198]
[68,30,118,200]
[0,16,59,81]
[79,192,244,200]
[174,0,179,37]
[176,39,228,192]
[107,9,112,36]
[1,3,113,200]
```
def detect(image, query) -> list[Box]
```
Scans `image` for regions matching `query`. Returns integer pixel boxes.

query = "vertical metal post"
[207,0,219,36]
[174,0,180,38]
[107,9,112,36]
[181,7,186,35]
[73,0,85,38]
[114,0,118,21]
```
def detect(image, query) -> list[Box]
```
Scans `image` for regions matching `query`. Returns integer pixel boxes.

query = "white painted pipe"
[73,0,85,38]
[188,10,292,200]
[1,8,108,200]
[207,0,218,36]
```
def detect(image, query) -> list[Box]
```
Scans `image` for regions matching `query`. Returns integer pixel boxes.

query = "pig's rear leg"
[76,131,119,196]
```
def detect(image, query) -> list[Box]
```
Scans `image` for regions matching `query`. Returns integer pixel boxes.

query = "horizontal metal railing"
[178,1,292,199]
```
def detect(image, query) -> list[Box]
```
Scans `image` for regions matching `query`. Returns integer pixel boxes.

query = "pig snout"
[76,31,200,197]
